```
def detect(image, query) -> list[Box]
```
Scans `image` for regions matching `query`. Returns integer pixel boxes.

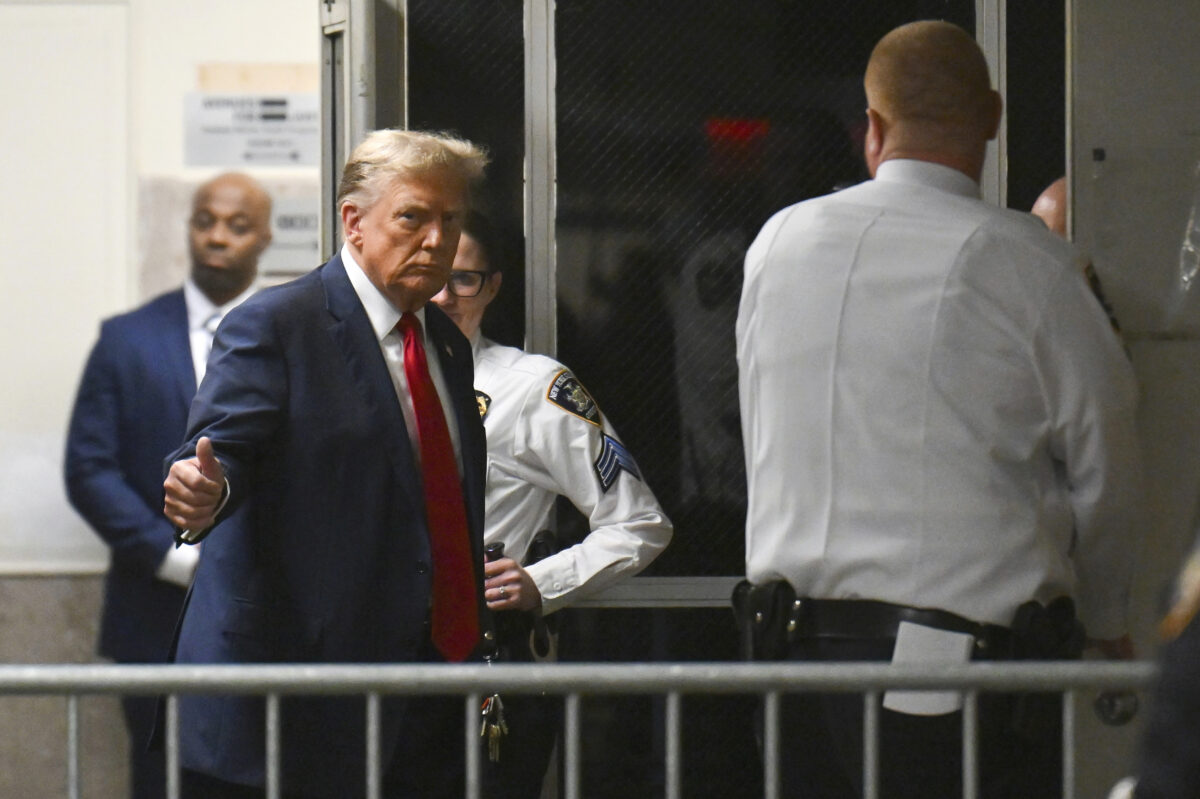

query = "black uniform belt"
[797,598,1013,655]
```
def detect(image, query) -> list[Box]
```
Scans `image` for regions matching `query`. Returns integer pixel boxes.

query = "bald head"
[194,172,272,212]
[1031,177,1068,237]
[189,172,273,305]
[863,21,1002,179]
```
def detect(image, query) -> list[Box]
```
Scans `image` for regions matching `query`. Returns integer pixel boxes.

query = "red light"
[704,117,771,144]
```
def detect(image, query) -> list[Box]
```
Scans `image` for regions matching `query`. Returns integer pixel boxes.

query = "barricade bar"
[465,692,482,799]
[863,690,879,799]
[266,693,280,799]
[367,692,382,799]
[3,661,1157,799]
[763,691,780,799]
[666,691,682,799]
[564,693,581,799]
[963,691,979,799]
[165,695,180,799]
[0,661,1158,696]
[1064,688,1078,799]
[67,693,80,799]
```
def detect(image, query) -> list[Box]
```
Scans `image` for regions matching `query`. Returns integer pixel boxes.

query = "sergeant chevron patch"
[594,434,642,492]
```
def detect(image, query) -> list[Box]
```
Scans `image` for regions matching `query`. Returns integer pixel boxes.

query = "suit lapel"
[164,290,198,404]
[320,256,423,509]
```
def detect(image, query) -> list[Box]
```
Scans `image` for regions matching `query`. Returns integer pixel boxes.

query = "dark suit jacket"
[166,255,488,796]
[65,289,195,663]
[1134,610,1200,799]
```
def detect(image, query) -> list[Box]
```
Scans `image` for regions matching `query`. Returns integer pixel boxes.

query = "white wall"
[1071,2,1200,795]
[130,0,319,179]
[1072,0,1200,641]
[0,0,319,572]
[0,3,129,571]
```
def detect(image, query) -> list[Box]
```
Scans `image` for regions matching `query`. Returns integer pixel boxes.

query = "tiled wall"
[0,576,126,797]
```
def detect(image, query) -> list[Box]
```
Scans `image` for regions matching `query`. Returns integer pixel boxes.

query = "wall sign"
[185,92,319,166]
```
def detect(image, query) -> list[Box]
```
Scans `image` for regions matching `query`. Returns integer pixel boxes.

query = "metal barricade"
[0,660,1157,799]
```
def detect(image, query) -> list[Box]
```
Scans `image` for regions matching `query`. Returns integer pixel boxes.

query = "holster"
[493,530,562,662]
[731,579,800,661]
[1008,597,1086,741]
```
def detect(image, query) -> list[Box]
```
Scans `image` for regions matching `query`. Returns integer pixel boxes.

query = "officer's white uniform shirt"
[472,335,672,615]
[737,159,1142,639]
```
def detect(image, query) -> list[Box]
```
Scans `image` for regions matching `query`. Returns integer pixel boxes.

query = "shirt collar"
[183,277,257,330]
[468,329,486,357]
[874,159,981,199]
[340,243,426,341]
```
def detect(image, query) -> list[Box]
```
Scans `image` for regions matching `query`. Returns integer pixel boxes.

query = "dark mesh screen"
[551,1,973,579]
[1006,0,1067,212]
[403,4,1075,794]
[408,0,526,347]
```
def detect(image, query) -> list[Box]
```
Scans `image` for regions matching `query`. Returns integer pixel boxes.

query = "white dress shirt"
[340,244,463,472]
[183,278,258,385]
[737,159,1142,638]
[472,336,672,614]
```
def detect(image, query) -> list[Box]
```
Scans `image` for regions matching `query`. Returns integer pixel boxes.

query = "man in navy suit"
[162,130,490,799]
[65,172,272,799]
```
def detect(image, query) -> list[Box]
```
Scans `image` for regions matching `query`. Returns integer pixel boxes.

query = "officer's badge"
[475,390,492,421]
[594,434,642,492]
[546,371,600,425]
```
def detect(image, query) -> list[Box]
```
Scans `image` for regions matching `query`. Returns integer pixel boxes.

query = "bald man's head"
[1032,177,1068,237]
[188,173,273,305]
[863,21,1002,178]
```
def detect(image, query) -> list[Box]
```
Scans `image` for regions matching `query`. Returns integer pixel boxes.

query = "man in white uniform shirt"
[432,211,673,797]
[735,21,1141,799]
[65,172,271,799]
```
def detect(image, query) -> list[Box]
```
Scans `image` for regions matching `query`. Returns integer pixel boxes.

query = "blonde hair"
[336,129,489,212]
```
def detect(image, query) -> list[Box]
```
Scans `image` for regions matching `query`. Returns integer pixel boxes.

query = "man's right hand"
[163,436,226,534]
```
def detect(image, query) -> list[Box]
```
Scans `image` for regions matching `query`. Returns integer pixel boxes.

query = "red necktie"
[397,312,479,662]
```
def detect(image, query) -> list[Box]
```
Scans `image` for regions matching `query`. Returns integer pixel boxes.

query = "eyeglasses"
[446,270,489,298]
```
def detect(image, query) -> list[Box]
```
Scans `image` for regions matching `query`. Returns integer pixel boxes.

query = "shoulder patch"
[545,370,601,425]
[475,390,492,421]
[594,433,643,492]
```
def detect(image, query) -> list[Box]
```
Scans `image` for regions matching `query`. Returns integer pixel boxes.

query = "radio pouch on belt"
[732,579,799,661]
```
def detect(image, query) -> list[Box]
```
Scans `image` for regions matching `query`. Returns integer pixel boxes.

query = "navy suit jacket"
[166,255,488,795]
[65,289,195,663]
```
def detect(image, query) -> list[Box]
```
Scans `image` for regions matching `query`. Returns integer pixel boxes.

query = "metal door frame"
[320,0,1010,607]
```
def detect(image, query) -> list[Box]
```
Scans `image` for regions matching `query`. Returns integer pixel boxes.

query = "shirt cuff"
[155,540,201,587]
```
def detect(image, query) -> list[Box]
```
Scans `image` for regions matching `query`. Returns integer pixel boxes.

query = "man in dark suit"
[64,172,272,799]
[162,129,490,799]
[1116,549,1200,799]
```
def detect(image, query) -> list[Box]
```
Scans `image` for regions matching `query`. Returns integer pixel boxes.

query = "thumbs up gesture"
[195,436,223,482]
[163,436,227,541]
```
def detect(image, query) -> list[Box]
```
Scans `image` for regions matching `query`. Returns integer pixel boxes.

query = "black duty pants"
[774,636,1063,799]
[481,692,560,798]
